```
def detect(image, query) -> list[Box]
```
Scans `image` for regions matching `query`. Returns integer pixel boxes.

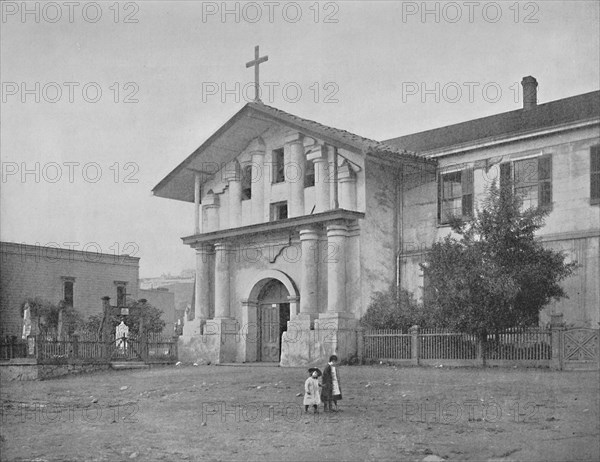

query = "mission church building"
[153,54,599,365]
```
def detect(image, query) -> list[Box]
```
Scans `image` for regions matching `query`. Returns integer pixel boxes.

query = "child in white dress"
[303,367,322,414]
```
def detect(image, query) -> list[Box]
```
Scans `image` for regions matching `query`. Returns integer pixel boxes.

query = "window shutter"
[538,155,552,208]
[461,167,474,216]
[500,163,512,190]
[591,145,600,202]
[437,171,442,222]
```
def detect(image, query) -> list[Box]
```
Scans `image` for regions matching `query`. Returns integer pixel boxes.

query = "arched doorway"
[256,279,290,362]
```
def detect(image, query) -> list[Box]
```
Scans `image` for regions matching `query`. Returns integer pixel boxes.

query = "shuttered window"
[438,167,473,224]
[501,155,553,210]
[591,145,600,204]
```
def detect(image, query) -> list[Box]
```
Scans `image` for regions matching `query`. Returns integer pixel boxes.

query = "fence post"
[101,297,111,362]
[8,336,15,359]
[35,334,42,362]
[550,314,565,370]
[172,335,179,361]
[72,334,79,359]
[476,334,484,367]
[356,327,364,364]
[410,325,419,366]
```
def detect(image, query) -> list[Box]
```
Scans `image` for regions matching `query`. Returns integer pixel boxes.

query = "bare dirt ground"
[1,365,598,462]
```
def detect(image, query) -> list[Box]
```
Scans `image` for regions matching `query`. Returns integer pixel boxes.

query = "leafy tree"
[422,180,577,336]
[361,286,434,330]
[20,297,84,335]
[83,299,165,336]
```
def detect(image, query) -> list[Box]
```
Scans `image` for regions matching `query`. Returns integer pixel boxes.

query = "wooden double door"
[257,279,290,362]
[258,303,290,362]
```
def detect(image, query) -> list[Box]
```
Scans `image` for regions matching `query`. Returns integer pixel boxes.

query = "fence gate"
[109,333,143,362]
[561,328,600,370]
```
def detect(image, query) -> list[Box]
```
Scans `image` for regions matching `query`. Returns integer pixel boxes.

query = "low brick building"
[138,288,177,335]
[0,242,139,337]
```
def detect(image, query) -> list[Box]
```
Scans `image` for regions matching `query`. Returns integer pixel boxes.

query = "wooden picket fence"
[1,331,178,364]
[363,329,411,360]
[420,328,478,360]
[362,326,555,367]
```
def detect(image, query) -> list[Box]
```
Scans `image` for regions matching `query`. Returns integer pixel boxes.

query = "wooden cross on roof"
[246,45,268,102]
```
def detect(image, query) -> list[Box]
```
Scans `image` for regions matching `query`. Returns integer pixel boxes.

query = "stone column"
[183,245,213,337]
[338,160,357,210]
[195,245,212,321]
[285,131,305,217]
[297,227,319,326]
[248,137,266,224]
[225,161,242,228]
[203,191,220,232]
[307,145,330,213]
[326,220,347,313]
[314,220,357,366]
[194,172,201,234]
[214,242,230,319]
[241,299,259,362]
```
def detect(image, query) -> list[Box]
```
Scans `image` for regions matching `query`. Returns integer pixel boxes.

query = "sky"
[1,0,599,278]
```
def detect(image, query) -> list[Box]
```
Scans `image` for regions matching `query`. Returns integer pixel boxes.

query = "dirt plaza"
[1,365,598,462]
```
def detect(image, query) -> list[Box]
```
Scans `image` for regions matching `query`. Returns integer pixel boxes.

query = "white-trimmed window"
[438,167,473,224]
[500,154,552,210]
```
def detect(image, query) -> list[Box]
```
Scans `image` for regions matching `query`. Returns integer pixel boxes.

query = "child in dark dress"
[321,355,342,412]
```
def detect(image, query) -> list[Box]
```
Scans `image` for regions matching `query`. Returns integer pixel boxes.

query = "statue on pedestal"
[116,321,129,352]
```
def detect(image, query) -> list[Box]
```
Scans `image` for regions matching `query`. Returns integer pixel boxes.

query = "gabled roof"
[385,90,600,155]
[153,102,433,203]
[250,102,418,157]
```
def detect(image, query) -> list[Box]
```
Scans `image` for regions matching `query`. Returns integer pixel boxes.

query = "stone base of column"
[204,318,239,363]
[315,312,358,330]
[181,318,205,338]
[177,318,239,365]
[240,301,258,362]
[290,312,317,330]
[280,313,359,367]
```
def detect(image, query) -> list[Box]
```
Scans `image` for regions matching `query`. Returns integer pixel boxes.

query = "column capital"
[306,144,328,162]
[214,241,231,252]
[299,227,320,241]
[338,160,357,183]
[223,160,242,182]
[347,221,361,237]
[284,131,304,145]
[203,190,220,207]
[302,136,317,148]
[193,243,215,254]
[326,220,348,236]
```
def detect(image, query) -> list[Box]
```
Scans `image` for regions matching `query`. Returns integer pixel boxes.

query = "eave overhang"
[181,209,365,247]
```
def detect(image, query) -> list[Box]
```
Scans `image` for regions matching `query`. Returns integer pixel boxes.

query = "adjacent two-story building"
[388,79,599,329]
[0,242,139,337]
[153,77,599,366]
